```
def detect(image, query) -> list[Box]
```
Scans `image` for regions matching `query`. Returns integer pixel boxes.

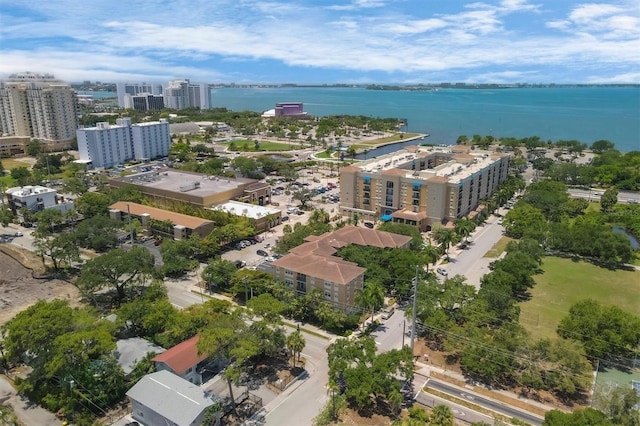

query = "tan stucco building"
[272,226,411,311]
[339,145,510,231]
[109,201,215,240]
[109,169,272,208]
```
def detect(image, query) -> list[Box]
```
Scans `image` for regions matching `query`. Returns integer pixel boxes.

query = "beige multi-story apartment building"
[339,145,510,231]
[272,226,411,311]
[0,72,78,150]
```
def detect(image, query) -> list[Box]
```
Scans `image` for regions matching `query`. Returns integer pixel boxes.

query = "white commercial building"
[76,117,170,168]
[6,185,74,218]
[163,79,210,110]
[0,72,78,150]
[116,82,162,108]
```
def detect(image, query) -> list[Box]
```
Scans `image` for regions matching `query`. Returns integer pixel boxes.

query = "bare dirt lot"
[0,245,80,326]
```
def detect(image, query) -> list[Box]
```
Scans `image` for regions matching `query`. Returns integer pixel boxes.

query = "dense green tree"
[543,408,612,425]
[76,245,156,307]
[1,300,123,418]
[522,180,569,222]
[378,222,424,250]
[590,140,615,154]
[159,238,200,278]
[202,258,238,291]
[27,139,44,157]
[503,203,548,242]
[600,187,618,214]
[74,215,119,252]
[292,187,314,209]
[10,166,31,186]
[33,231,80,271]
[489,251,539,298]
[327,337,413,411]
[74,191,111,218]
[593,384,640,426]
[557,299,640,358]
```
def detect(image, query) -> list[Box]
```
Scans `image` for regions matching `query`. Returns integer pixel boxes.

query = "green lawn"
[519,256,640,340]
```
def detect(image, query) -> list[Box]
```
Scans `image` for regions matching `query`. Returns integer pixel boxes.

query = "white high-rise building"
[164,79,210,110]
[116,82,162,108]
[0,72,78,150]
[76,117,170,168]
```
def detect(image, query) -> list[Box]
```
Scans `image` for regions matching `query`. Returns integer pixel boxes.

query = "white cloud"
[0,0,638,83]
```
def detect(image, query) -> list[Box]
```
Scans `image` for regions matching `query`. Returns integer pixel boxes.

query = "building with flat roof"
[109,170,272,208]
[76,117,170,168]
[164,79,210,110]
[272,226,411,310]
[0,72,78,150]
[212,200,281,233]
[6,185,74,219]
[339,145,510,231]
[109,201,215,240]
[116,82,162,108]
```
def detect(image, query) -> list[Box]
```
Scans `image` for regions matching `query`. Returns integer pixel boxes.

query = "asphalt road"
[444,217,506,289]
[425,378,544,426]
[568,188,640,204]
[260,327,332,426]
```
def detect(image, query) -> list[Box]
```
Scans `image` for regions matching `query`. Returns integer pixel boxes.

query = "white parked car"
[436,267,448,276]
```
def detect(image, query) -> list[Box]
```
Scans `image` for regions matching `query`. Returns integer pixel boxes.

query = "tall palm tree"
[356,280,385,326]
[454,218,476,243]
[433,228,457,258]
[286,330,306,367]
[429,404,454,426]
[421,244,440,274]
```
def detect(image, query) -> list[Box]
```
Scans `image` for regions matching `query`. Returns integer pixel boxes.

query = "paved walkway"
[0,375,60,425]
[414,361,551,415]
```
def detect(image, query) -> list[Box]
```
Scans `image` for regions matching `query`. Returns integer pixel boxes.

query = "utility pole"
[244,276,248,302]
[410,265,419,351]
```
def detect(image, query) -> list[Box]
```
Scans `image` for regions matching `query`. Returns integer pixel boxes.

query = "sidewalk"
[0,375,60,426]
[414,361,551,417]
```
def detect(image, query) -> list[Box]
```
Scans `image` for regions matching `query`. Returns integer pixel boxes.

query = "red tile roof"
[151,335,207,374]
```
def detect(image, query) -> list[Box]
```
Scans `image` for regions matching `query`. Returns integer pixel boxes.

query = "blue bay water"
[210,87,640,153]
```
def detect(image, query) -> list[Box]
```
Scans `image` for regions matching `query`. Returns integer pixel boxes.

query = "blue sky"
[0,0,638,84]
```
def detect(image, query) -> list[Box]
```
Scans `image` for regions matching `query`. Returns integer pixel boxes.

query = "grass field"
[1,158,32,170]
[520,256,640,340]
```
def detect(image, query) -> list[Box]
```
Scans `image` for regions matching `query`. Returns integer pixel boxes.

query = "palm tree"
[429,404,454,426]
[286,330,306,367]
[433,227,457,258]
[454,218,476,243]
[421,244,440,274]
[356,280,385,327]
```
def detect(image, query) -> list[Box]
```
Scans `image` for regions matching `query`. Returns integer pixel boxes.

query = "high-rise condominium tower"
[0,72,78,150]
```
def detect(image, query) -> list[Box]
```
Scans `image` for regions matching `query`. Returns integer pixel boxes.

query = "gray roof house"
[126,370,222,426]
[115,337,165,376]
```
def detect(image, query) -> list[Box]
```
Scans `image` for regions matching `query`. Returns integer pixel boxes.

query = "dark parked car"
[364,222,374,229]
[257,249,269,257]
[281,216,289,222]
